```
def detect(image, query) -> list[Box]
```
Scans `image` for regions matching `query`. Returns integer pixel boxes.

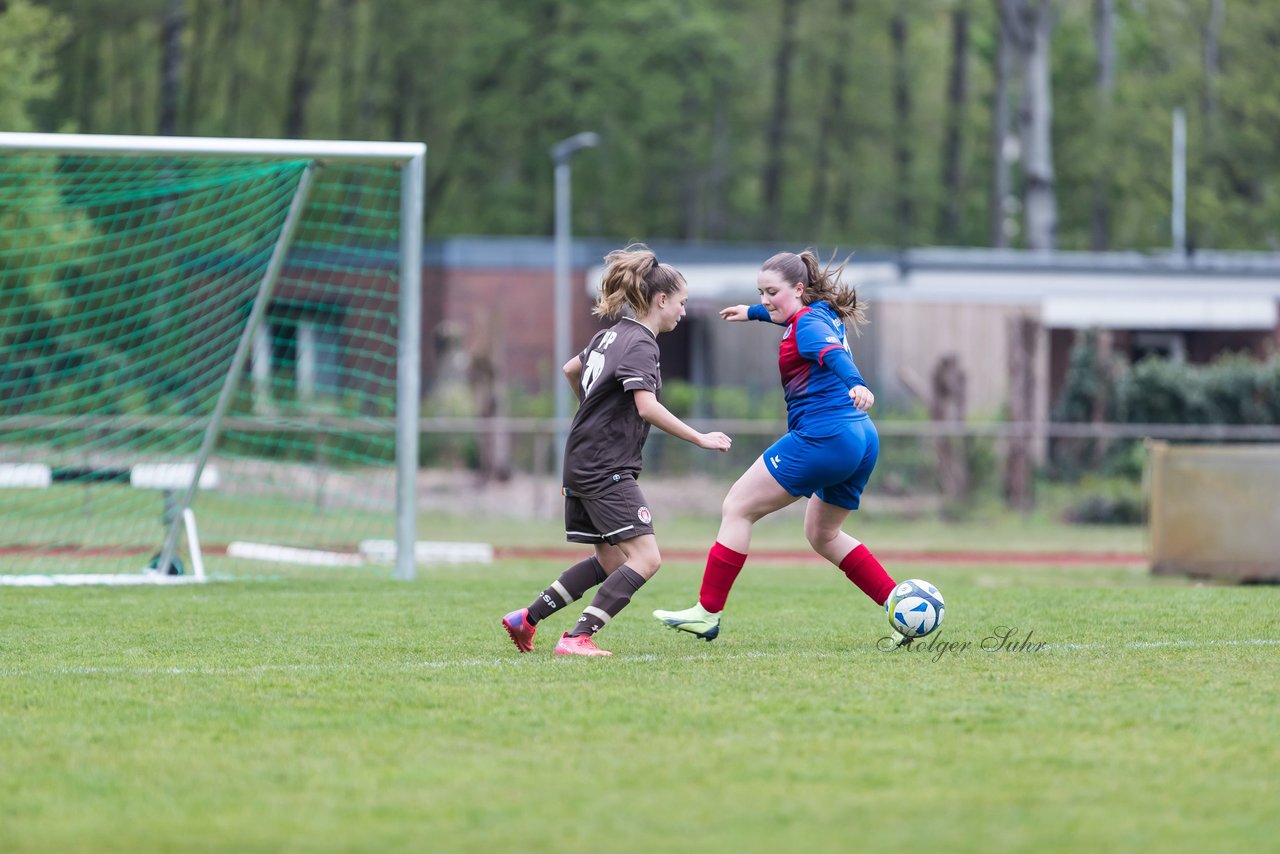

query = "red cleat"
[501,608,537,653]
[554,632,612,657]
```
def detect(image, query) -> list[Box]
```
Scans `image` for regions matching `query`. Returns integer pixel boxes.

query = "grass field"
[3,544,1278,852]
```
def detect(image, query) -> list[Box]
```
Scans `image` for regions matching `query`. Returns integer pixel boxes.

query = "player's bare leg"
[655,457,797,640]
[804,495,896,605]
[714,457,798,553]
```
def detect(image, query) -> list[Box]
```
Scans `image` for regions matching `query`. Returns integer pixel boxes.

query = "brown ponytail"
[760,249,867,332]
[594,243,687,319]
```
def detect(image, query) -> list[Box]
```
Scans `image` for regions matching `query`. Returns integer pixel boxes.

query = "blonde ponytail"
[594,243,687,318]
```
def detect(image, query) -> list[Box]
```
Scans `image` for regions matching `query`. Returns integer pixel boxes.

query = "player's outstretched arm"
[633,390,732,451]
[724,303,782,324]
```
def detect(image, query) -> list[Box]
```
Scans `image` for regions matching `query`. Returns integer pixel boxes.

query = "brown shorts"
[563,477,655,545]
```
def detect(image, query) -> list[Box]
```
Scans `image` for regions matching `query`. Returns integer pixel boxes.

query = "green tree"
[0,0,84,383]
[0,0,70,131]
[14,0,1280,250]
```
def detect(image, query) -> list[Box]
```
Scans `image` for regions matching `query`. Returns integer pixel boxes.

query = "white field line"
[2,639,1278,679]
[0,574,208,587]
[1046,638,1280,651]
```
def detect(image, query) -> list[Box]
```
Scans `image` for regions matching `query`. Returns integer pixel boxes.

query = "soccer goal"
[0,133,424,583]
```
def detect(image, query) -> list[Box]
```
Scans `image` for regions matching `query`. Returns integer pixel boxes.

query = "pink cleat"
[501,608,537,653]
[554,632,613,657]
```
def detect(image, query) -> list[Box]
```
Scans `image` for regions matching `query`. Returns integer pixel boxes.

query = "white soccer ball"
[885,578,945,639]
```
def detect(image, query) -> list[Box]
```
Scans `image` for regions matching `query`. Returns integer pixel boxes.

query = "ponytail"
[594,243,686,319]
[761,249,867,332]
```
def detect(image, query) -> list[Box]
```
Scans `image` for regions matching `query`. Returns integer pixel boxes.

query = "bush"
[1201,354,1274,423]
[1113,351,1280,426]
[1052,341,1280,482]
[1053,329,1116,423]
[659,379,777,419]
[1061,476,1146,525]
[1053,335,1280,428]
[1114,356,1212,423]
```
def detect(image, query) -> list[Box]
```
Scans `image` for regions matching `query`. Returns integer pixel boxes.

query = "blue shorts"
[761,420,879,510]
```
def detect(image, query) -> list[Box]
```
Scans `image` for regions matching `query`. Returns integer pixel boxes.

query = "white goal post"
[0,132,424,581]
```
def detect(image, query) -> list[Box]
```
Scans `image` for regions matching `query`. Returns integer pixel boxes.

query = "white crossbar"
[0,574,206,587]
[0,132,424,162]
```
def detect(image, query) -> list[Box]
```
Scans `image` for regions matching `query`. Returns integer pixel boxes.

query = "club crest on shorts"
[637,506,652,524]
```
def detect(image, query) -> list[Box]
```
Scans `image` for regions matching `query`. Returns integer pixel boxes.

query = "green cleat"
[882,629,911,650]
[653,602,721,641]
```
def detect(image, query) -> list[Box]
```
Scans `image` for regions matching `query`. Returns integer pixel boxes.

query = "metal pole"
[1172,107,1186,257]
[396,151,425,581]
[155,163,320,574]
[549,132,599,481]
[553,159,572,479]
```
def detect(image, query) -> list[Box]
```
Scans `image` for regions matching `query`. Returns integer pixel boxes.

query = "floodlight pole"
[1171,107,1187,258]
[551,132,600,481]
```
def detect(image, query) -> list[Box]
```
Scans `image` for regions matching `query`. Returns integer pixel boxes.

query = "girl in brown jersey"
[501,244,732,656]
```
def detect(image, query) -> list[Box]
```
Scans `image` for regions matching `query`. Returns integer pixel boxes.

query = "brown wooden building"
[419,239,1280,422]
[262,238,1280,423]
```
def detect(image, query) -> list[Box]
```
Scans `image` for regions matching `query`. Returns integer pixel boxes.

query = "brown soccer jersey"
[562,318,662,494]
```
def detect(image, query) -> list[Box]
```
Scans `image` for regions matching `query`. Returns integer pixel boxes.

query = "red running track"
[0,543,1148,566]
[494,546,1148,566]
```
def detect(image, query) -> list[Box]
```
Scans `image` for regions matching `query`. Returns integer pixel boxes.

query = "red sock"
[839,545,897,605]
[698,542,748,613]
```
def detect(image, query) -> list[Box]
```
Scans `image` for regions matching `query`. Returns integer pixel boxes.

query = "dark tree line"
[4,0,1279,251]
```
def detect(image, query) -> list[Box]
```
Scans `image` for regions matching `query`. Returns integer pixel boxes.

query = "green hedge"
[1052,336,1280,481]
[1115,353,1280,424]
[1057,339,1280,427]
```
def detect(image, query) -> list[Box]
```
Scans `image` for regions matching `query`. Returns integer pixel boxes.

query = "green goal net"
[0,134,423,582]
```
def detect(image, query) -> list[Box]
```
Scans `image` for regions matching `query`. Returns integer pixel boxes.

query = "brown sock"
[567,566,647,637]
[526,556,608,625]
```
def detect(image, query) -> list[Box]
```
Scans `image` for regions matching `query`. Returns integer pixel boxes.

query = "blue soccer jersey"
[748,299,878,510]
[749,300,868,432]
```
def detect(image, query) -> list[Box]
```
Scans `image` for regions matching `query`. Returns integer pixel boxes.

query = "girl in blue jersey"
[653,250,897,641]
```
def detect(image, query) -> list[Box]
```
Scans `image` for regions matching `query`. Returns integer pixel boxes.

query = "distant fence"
[4,414,1280,441]
[6,415,1275,514]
